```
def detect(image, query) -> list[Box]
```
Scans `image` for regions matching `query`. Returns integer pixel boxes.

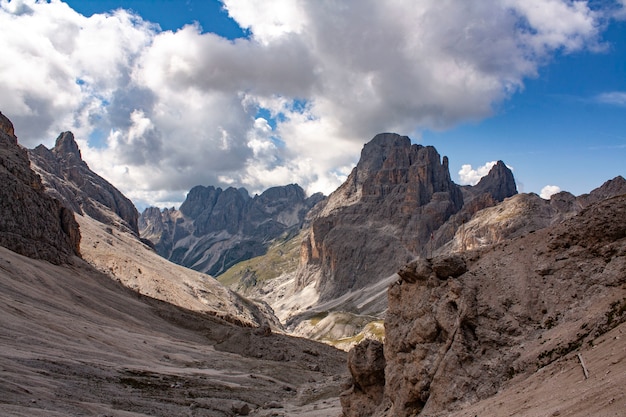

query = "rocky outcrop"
[440,175,626,254]
[0,111,80,263]
[139,184,324,276]
[341,193,626,416]
[341,339,386,417]
[468,160,517,202]
[29,132,139,235]
[296,134,516,302]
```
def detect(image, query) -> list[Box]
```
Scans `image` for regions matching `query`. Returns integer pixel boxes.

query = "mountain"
[29,131,139,236]
[26,126,283,328]
[440,176,626,254]
[0,111,80,264]
[341,193,626,416]
[139,183,323,276]
[296,133,517,303]
[0,111,348,415]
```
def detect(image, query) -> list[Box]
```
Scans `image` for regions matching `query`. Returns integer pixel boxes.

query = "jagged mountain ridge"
[0,114,348,416]
[29,132,140,236]
[441,176,626,254]
[24,119,282,328]
[296,133,517,303]
[139,183,324,276]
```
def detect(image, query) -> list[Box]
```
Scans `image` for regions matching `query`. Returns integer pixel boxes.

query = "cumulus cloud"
[458,161,499,186]
[540,185,561,199]
[0,0,611,208]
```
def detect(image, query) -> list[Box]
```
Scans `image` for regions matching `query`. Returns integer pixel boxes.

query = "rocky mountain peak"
[472,160,517,202]
[28,132,139,236]
[579,175,626,206]
[140,183,323,276]
[52,131,83,162]
[0,111,15,140]
[298,133,466,301]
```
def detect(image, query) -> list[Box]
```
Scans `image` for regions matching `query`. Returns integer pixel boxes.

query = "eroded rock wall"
[0,111,80,263]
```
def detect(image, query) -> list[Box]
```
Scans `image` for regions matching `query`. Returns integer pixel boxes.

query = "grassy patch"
[218,231,303,287]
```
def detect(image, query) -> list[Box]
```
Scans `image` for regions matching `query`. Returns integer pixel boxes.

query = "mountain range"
[1,109,625,416]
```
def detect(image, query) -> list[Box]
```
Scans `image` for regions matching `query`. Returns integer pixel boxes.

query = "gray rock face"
[29,132,139,235]
[0,111,80,263]
[470,160,517,202]
[341,339,386,417]
[297,133,516,302]
[440,175,626,254]
[139,184,324,276]
[342,193,626,416]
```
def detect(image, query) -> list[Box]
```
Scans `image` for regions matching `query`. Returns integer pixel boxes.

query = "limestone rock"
[297,133,467,301]
[139,184,323,276]
[342,193,626,416]
[29,132,139,235]
[470,160,517,203]
[341,339,386,417]
[431,254,466,279]
[0,112,80,263]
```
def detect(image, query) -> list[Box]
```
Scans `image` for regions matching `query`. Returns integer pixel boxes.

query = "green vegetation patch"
[218,231,303,288]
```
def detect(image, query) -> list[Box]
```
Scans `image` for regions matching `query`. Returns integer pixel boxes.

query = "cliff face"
[341,193,626,416]
[139,184,324,276]
[0,112,80,263]
[296,133,517,302]
[29,132,139,235]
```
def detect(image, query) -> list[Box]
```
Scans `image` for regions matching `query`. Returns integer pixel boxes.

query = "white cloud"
[596,91,626,106]
[0,0,611,208]
[540,184,561,199]
[458,161,498,186]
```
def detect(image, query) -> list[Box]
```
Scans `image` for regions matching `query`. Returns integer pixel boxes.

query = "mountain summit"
[140,183,323,276]
[29,132,139,235]
[296,133,517,302]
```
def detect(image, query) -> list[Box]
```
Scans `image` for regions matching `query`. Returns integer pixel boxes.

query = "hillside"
[341,194,626,416]
[0,246,348,416]
[0,111,348,415]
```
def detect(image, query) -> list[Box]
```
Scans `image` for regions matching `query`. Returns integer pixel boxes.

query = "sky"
[0,0,625,210]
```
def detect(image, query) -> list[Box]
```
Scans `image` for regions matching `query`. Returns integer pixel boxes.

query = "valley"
[1,110,625,416]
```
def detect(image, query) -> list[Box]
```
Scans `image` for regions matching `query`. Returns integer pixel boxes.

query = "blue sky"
[1,0,625,208]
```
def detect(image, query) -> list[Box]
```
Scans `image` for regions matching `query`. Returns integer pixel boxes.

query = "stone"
[297,133,466,301]
[431,254,466,279]
[340,339,385,417]
[0,113,80,263]
[29,132,139,235]
[139,183,323,276]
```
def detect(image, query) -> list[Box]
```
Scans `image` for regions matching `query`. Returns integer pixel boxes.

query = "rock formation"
[29,132,139,235]
[341,192,626,416]
[440,175,626,253]
[0,111,80,263]
[139,184,323,276]
[296,133,516,302]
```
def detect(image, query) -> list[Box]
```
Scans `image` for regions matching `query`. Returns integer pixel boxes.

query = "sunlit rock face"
[296,133,516,302]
